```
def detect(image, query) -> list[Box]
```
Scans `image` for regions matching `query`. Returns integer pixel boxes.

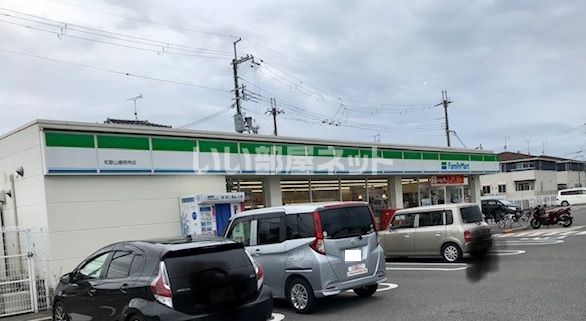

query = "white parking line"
[386,262,468,271]
[494,239,564,246]
[270,313,286,321]
[25,318,50,321]
[488,249,526,256]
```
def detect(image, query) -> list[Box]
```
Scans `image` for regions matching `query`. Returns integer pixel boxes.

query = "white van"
[557,188,586,206]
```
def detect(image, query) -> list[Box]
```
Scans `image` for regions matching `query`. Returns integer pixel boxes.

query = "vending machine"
[179,192,245,237]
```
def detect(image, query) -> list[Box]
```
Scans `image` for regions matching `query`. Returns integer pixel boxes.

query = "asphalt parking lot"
[272,206,586,321]
[5,207,585,321]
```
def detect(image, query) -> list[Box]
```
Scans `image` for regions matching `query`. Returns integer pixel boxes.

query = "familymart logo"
[441,161,470,171]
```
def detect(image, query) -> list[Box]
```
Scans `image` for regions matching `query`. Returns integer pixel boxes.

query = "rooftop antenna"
[126,94,143,120]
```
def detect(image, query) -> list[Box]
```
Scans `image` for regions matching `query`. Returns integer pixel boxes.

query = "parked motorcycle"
[529,206,573,229]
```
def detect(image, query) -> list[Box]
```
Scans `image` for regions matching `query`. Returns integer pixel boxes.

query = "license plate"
[347,263,368,277]
[209,286,235,304]
[344,249,362,262]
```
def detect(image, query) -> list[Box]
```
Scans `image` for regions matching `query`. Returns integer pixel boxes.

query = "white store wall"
[0,124,48,230]
[44,175,226,281]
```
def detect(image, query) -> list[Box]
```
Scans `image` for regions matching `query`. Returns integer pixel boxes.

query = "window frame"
[389,212,416,230]
[104,250,134,280]
[416,210,445,227]
[76,251,112,281]
[226,216,254,247]
[256,214,286,246]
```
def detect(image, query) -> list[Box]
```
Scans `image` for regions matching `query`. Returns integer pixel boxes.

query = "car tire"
[353,284,378,297]
[128,315,145,321]
[441,243,462,263]
[561,201,570,207]
[287,277,316,314]
[53,302,69,321]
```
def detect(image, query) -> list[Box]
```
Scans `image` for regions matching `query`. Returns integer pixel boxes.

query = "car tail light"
[310,210,326,255]
[464,230,472,242]
[150,261,173,309]
[245,251,264,290]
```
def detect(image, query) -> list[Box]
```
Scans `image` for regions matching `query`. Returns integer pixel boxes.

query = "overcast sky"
[1,0,585,158]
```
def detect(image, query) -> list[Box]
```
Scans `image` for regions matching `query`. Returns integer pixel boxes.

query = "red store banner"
[431,175,465,186]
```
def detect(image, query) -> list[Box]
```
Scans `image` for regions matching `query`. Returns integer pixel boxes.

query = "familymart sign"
[42,131,499,175]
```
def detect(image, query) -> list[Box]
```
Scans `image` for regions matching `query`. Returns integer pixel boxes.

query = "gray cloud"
[0,0,585,159]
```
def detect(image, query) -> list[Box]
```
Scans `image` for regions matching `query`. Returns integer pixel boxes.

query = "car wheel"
[353,284,378,297]
[287,277,316,314]
[441,243,462,263]
[561,201,570,207]
[53,302,69,321]
[128,315,145,321]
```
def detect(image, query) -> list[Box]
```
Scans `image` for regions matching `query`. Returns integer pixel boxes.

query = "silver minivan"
[379,204,492,262]
[224,201,387,314]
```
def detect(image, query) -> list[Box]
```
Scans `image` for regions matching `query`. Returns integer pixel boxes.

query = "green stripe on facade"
[199,140,238,153]
[404,151,422,160]
[422,152,439,160]
[45,132,95,148]
[239,142,273,154]
[309,145,335,157]
[484,154,498,162]
[341,148,359,157]
[440,153,470,161]
[470,154,484,161]
[44,130,500,162]
[382,150,403,159]
[274,144,307,156]
[360,149,376,158]
[97,135,149,150]
[152,138,196,152]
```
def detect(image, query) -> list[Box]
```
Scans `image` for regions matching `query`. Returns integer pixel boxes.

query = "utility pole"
[231,38,253,133]
[435,90,453,147]
[526,139,531,155]
[542,141,546,155]
[504,136,511,151]
[266,98,284,136]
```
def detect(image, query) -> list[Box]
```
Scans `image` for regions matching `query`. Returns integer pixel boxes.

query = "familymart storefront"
[40,120,499,215]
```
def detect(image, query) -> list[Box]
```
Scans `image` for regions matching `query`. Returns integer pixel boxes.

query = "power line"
[0,8,233,55]
[0,10,232,59]
[178,105,233,128]
[45,0,240,39]
[0,49,231,92]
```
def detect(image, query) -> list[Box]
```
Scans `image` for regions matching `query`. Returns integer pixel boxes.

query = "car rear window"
[319,206,375,239]
[460,206,483,223]
[286,213,315,239]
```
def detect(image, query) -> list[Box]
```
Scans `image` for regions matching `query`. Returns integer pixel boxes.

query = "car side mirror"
[60,272,74,284]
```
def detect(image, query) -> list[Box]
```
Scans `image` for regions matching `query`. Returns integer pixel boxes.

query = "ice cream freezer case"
[180,192,245,237]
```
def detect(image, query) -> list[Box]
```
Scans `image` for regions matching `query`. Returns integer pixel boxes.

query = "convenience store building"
[0,119,499,277]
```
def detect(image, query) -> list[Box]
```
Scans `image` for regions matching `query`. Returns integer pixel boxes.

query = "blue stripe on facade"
[153,169,196,173]
[100,169,152,173]
[48,169,98,173]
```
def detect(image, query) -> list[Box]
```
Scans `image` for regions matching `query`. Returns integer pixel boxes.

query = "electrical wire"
[0,49,231,93]
[45,0,240,39]
[178,105,233,128]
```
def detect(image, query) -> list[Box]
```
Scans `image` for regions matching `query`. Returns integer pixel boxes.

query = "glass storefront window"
[231,179,264,209]
[402,178,418,208]
[341,179,366,201]
[311,179,340,202]
[367,179,388,217]
[418,177,431,206]
[282,179,311,204]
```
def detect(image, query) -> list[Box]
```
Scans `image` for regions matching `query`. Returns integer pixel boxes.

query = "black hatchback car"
[52,236,273,321]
